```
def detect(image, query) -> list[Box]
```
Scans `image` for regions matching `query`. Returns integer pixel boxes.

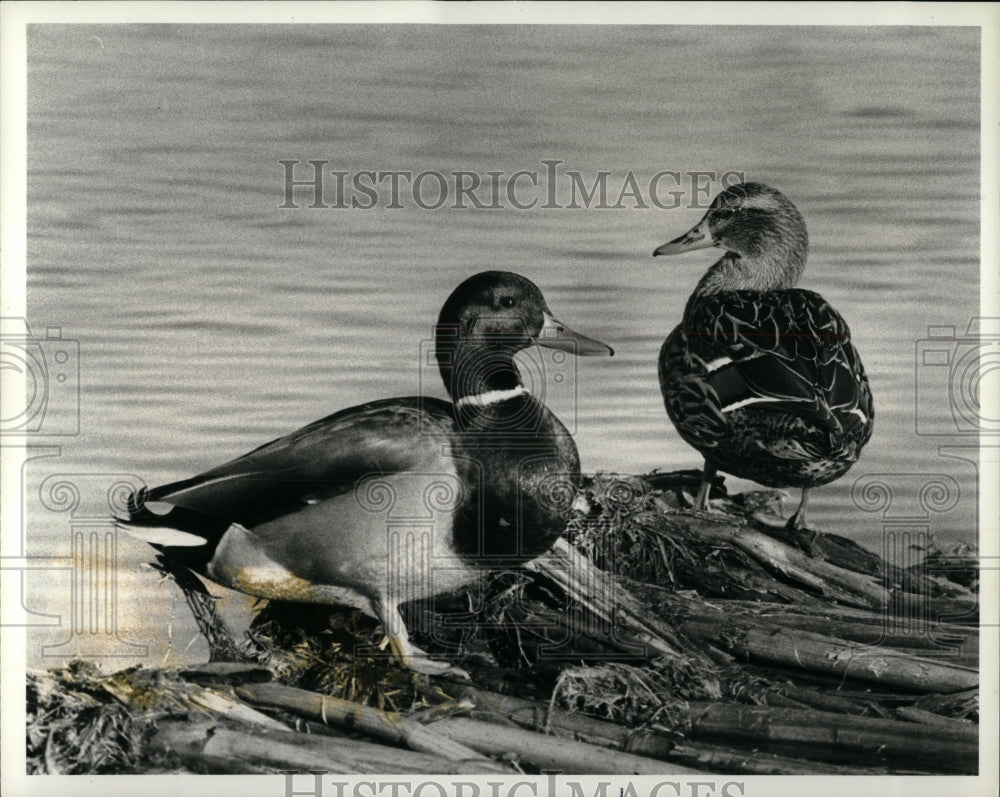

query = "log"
[148,719,509,775]
[672,559,828,604]
[678,595,977,651]
[240,681,701,774]
[770,683,874,715]
[804,532,885,576]
[430,717,701,775]
[235,682,499,768]
[458,685,887,774]
[96,668,289,731]
[147,720,345,774]
[671,516,894,609]
[643,513,978,621]
[527,538,715,669]
[886,646,978,669]
[624,581,979,687]
[634,588,979,672]
[178,662,275,685]
[677,592,969,626]
[184,687,291,730]
[666,742,894,775]
[759,691,814,710]
[637,474,977,603]
[681,621,978,693]
[455,682,955,775]
[457,686,680,759]
[761,616,975,663]
[685,702,978,773]
[895,705,977,729]
[622,509,831,605]
[913,688,978,720]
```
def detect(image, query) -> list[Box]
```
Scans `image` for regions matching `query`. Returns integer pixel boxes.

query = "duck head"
[435,271,613,403]
[653,183,808,293]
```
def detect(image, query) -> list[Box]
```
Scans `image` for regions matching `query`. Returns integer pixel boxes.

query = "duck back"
[659,288,874,488]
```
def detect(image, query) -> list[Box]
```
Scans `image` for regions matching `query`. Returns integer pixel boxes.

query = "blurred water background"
[21,25,981,667]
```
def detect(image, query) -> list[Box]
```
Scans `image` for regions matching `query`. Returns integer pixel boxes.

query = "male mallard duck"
[654,183,873,552]
[118,271,613,675]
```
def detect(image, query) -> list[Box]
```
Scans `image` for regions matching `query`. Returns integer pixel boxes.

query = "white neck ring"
[455,386,530,408]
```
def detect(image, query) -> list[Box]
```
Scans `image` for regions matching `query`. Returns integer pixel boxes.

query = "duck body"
[660,287,872,490]
[654,183,873,544]
[119,271,612,673]
[131,394,578,610]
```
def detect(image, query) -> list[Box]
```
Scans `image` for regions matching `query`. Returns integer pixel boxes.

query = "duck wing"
[130,397,457,529]
[662,289,873,457]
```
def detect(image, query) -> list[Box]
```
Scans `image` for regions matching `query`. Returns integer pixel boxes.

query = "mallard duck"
[654,183,873,552]
[118,271,613,674]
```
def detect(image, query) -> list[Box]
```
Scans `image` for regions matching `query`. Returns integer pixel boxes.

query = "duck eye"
[499,296,516,309]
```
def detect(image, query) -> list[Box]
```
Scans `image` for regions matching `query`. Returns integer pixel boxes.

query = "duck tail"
[114,486,229,572]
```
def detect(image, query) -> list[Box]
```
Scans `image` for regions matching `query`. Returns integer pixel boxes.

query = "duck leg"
[787,488,820,557]
[788,487,811,529]
[752,487,821,557]
[373,597,469,680]
[692,461,717,511]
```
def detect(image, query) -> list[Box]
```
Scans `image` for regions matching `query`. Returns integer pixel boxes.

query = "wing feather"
[146,397,456,527]
[662,289,873,451]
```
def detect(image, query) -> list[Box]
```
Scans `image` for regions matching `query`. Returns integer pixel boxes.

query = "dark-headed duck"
[119,271,613,674]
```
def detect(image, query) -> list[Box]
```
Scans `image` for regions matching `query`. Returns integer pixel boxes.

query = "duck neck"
[692,235,807,300]
[437,341,540,427]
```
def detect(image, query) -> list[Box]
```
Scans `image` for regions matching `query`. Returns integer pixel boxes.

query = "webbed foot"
[751,511,823,558]
[387,635,470,680]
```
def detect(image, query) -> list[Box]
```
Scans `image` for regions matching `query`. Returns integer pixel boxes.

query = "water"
[21,25,982,666]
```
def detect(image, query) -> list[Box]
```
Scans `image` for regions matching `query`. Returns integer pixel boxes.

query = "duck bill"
[537,311,614,356]
[653,215,716,256]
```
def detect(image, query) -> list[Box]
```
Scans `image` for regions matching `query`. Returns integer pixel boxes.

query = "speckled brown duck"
[654,183,874,553]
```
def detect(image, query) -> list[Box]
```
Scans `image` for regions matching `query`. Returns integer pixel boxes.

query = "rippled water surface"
[23,25,981,665]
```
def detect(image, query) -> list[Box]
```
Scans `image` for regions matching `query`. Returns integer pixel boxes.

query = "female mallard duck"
[654,183,873,553]
[119,271,612,675]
